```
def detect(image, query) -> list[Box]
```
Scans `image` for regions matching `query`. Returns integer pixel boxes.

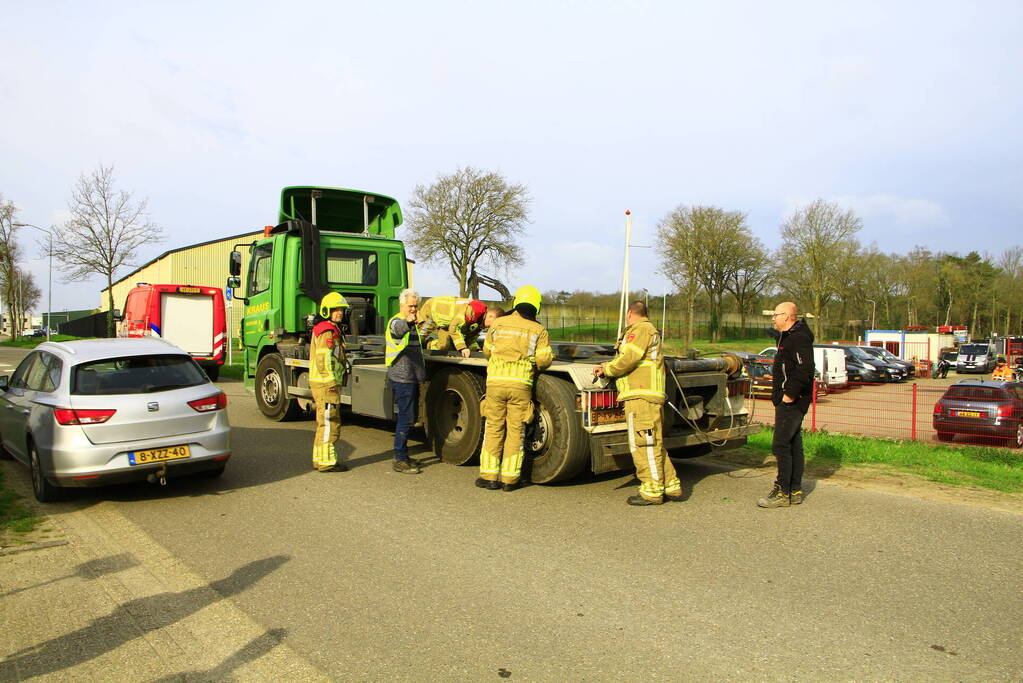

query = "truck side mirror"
[229,251,242,277]
[227,277,241,289]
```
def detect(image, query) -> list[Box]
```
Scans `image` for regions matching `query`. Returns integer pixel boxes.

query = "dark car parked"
[860,346,915,378]
[933,380,1023,447]
[834,345,905,383]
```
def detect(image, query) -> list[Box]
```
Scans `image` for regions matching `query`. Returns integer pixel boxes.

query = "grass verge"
[218,363,245,380]
[0,464,42,538]
[0,334,85,348]
[744,428,1023,493]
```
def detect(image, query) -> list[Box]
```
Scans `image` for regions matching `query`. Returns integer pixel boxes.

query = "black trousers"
[772,402,808,493]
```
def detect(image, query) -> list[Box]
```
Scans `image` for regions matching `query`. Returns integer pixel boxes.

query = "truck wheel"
[256,353,302,421]
[526,375,589,484]
[426,368,485,465]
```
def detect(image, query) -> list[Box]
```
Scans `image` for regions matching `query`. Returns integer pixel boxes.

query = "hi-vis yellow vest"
[385,313,423,367]
[602,319,666,404]
[483,312,553,388]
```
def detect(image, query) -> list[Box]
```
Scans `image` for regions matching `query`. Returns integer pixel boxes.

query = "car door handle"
[21,409,30,415]
[4,404,11,409]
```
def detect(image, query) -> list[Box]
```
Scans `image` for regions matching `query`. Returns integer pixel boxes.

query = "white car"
[0,338,231,502]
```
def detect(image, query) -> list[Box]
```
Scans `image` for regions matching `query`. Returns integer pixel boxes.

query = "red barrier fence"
[748,380,1023,448]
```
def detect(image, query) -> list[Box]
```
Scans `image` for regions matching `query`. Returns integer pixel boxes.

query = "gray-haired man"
[385,288,426,474]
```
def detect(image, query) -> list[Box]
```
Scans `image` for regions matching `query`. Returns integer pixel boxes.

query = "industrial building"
[100,231,261,337]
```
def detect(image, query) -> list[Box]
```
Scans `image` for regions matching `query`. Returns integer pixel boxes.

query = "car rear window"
[72,354,208,395]
[944,386,1009,401]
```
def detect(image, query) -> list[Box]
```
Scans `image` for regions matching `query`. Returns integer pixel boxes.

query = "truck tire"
[526,375,589,484]
[256,353,302,421]
[426,368,485,465]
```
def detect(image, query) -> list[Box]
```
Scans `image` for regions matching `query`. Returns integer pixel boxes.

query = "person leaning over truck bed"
[593,300,680,506]
[476,285,553,492]
[416,296,489,358]
[386,288,426,474]
[309,293,349,472]
[759,301,815,508]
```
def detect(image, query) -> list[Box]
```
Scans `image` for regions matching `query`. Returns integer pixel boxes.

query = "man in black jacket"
[759,301,815,508]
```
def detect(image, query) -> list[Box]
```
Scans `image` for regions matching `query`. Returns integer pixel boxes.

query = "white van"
[813,345,848,390]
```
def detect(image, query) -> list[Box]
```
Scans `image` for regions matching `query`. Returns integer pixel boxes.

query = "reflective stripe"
[627,412,637,452]
[645,429,659,483]
[385,313,423,367]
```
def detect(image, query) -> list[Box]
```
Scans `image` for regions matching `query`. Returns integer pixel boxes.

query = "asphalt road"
[4,346,1023,680]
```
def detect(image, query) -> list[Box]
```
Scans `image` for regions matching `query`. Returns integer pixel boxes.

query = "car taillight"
[54,408,116,425]
[997,404,1014,418]
[188,393,227,412]
[933,400,944,415]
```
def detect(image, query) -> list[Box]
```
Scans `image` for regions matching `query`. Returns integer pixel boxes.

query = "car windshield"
[959,344,989,355]
[944,386,1009,401]
[747,363,772,378]
[848,347,873,360]
[942,352,957,361]
[72,354,208,395]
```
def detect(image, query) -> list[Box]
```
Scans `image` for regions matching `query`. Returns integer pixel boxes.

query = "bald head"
[772,301,798,332]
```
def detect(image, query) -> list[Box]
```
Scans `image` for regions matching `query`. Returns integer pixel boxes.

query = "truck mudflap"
[588,423,760,475]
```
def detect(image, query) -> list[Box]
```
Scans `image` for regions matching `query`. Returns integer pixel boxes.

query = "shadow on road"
[0,555,289,680]
[150,628,290,682]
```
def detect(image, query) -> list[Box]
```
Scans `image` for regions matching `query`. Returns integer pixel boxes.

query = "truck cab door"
[242,243,275,362]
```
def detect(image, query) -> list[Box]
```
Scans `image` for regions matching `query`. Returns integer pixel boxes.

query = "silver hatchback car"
[0,338,230,502]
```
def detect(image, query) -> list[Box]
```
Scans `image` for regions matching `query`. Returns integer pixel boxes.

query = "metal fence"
[748,380,1021,449]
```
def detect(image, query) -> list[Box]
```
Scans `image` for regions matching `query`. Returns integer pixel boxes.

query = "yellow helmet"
[319,292,349,318]
[513,285,542,313]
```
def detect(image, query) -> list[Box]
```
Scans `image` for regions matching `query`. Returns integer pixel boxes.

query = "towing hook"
[147,467,168,486]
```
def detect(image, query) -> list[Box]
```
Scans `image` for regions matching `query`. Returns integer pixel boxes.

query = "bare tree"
[406,167,529,297]
[726,236,772,334]
[0,195,25,337]
[11,269,41,332]
[50,165,164,336]
[657,205,751,343]
[779,199,862,338]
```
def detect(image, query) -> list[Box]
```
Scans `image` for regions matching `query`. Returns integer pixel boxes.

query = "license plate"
[129,445,191,465]
[953,411,982,418]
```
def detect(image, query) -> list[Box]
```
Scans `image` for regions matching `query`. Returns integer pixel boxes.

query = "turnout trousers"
[624,398,682,502]
[426,328,455,351]
[479,385,534,485]
[311,384,341,470]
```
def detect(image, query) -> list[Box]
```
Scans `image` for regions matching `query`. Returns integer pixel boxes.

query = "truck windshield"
[327,249,378,286]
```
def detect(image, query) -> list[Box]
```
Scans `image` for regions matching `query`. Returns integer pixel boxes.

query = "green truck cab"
[229,186,758,484]
[229,187,409,420]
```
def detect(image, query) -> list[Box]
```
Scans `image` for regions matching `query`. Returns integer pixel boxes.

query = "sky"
[2,0,1021,313]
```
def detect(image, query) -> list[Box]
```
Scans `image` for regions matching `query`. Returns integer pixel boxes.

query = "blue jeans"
[391,380,419,462]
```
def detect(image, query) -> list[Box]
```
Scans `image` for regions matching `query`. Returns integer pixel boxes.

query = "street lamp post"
[15,223,53,341]
[865,298,877,331]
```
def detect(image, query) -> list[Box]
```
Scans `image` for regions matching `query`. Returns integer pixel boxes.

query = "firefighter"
[309,292,349,472]
[593,300,681,506]
[416,296,489,358]
[477,285,553,491]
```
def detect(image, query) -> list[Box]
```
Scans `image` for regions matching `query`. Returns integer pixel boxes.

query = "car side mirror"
[0,375,8,391]
[229,250,242,277]
[112,309,124,322]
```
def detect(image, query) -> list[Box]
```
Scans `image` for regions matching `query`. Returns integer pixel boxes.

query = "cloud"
[833,194,950,228]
